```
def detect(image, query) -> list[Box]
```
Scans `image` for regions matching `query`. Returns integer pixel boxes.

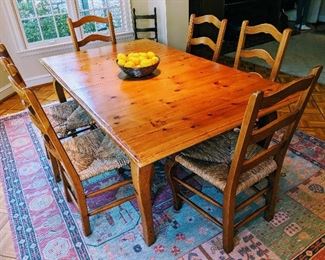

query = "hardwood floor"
[0,81,324,259]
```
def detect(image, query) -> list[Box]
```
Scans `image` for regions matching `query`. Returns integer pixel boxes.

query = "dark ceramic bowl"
[117,57,160,78]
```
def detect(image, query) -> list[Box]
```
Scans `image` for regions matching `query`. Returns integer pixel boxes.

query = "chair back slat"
[224,65,323,196]
[234,20,292,81]
[250,111,299,144]
[0,44,25,84]
[190,37,218,53]
[67,13,116,51]
[193,14,223,28]
[0,57,26,107]
[0,43,13,63]
[261,76,314,108]
[240,49,274,67]
[186,14,227,62]
[245,23,283,41]
[78,34,114,48]
[242,140,285,172]
[71,15,110,27]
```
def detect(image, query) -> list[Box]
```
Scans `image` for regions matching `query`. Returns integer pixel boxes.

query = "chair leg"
[49,152,61,182]
[264,170,281,221]
[78,195,91,236]
[165,157,182,211]
[81,212,91,236]
[223,192,236,253]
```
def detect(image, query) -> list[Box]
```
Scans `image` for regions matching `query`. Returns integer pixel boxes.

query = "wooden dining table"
[41,39,286,246]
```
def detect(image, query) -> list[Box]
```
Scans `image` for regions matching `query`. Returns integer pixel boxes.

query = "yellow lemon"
[140,59,152,68]
[124,61,135,68]
[129,57,140,66]
[127,52,136,58]
[147,51,155,58]
[117,59,126,66]
[139,52,148,58]
[151,56,159,64]
[117,53,127,60]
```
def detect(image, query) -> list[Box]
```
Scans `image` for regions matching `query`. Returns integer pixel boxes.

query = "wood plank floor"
[0,80,324,259]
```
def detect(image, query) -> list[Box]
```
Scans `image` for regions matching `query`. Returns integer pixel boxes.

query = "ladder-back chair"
[7,79,133,236]
[1,56,96,181]
[186,14,227,62]
[67,13,116,51]
[234,21,292,81]
[0,55,94,139]
[132,8,158,42]
[166,65,322,253]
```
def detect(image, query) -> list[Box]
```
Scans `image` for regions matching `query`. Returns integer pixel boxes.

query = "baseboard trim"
[0,83,15,101]
[25,74,52,87]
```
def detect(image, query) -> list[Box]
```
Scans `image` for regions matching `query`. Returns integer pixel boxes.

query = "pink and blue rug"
[0,112,324,259]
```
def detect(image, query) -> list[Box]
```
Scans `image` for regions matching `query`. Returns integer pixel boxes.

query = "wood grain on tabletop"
[41,39,287,167]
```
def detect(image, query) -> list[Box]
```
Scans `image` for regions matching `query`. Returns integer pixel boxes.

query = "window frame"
[10,0,133,50]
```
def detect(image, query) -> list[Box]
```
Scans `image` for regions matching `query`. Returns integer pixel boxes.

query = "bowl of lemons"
[116,51,160,78]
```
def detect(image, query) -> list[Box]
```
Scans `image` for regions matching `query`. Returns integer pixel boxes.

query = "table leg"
[131,161,155,245]
[53,80,67,103]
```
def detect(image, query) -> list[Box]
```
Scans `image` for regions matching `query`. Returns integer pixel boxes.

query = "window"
[13,0,132,47]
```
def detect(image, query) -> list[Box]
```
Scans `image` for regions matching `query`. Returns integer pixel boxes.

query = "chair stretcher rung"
[177,193,222,227]
[173,176,222,208]
[236,187,268,212]
[86,179,132,198]
[235,205,268,229]
[89,194,135,216]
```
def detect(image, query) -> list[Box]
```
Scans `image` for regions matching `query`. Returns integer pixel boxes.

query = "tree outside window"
[14,0,128,46]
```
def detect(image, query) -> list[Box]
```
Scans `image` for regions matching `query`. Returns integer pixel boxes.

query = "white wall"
[166,0,188,51]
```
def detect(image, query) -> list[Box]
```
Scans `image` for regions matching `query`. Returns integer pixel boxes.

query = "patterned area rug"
[0,112,324,260]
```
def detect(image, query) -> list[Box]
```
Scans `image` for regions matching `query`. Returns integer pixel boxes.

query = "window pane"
[15,0,129,46]
[95,10,108,31]
[51,0,67,14]
[22,19,42,42]
[16,0,35,19]
[93,0,104,9]
[83,22,96,34]
[110,6,122,28]
[78,0,124,32]
[55,14,69,37]
[78,0,92,10]
[39,16,57,40]
[34,0,52,16]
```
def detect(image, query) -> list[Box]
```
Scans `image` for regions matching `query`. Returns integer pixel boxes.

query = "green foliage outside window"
[16,0,123,44]
[17,0,69,43]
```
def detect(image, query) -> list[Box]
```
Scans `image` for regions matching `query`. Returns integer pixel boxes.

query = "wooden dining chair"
[0,43,25,84]
[0,50,94,141]
[67,13,116,51]
[132,8,158,42]
[234,21,292,81]
[0,56,97,182]
[186,14,227,62]
[166,65,322,253]
[7,77,133,236]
